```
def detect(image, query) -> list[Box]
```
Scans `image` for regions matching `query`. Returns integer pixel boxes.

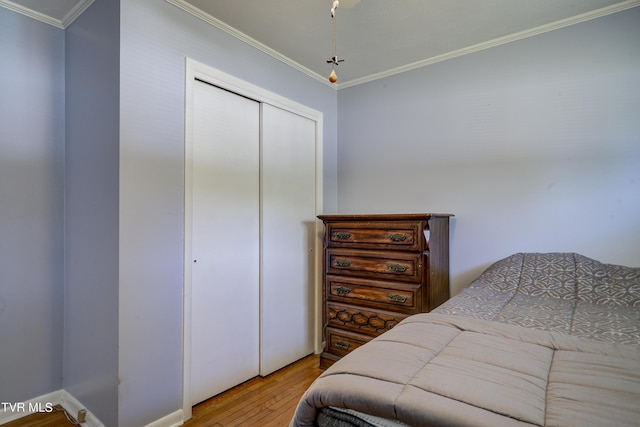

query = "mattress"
[435,253,640,344]
[291,253,640,426]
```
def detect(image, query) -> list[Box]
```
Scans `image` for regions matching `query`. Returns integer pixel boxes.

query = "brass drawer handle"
[335,340,351,350]
[387,263,408,273]
[387,233,408,242]
[333,286,352,295]
[387,294,408,303]
[333,232,352,240]
[335,259,352,267]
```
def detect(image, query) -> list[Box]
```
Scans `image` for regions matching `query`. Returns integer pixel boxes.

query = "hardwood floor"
[3,354,322,427]
[2,406,78,427]
[184,353,322,427]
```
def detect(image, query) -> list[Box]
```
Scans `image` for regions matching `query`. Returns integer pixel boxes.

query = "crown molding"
[167,0,639,90]
[61,0,95,28]
[0,0,64,28]
[166,0,335,88]
[339,0,640,88]
[6,0,634,88]
[0,0,95,29]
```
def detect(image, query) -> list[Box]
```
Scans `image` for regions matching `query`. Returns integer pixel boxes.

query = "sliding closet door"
[190,80,260,404]
[260,104,316,375]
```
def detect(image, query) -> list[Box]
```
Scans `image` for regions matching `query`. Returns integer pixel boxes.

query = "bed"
[290,252,640,427]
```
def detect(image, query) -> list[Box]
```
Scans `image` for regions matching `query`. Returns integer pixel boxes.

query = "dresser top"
[317,213,454,222]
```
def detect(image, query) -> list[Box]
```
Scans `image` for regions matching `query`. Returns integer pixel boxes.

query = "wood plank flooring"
[3,354,322,427]
[2,406,78,427]
[184,353,322,426]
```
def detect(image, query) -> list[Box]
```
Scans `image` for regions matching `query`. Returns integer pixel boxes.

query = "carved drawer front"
[326,221,422,251]
[327,248,421,283]
[326,275,419,313]
[326,328,368,357]
[327,302,409,337]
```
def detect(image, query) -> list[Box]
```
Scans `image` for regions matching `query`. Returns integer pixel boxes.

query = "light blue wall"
[337,8,640,294]
[0,8,65,403]
[8,2,638,425]
[118,1,337,425]
[64,0,120,425]
[1,0,337,424]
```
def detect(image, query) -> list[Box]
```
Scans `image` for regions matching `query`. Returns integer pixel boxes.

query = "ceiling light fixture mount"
[326,0,344,83]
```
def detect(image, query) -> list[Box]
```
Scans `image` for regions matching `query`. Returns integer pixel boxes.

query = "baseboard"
[58,390,105,427]
[0,390,181,427]
[0,390,65,424]
[144,409,184,427]
[0,389,104,427]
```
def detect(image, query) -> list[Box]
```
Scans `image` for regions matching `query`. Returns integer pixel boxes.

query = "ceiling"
[4,0,639,87]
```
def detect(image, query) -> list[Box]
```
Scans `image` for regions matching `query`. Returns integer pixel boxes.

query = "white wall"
[337,8,640,295]
[0,7,65,404]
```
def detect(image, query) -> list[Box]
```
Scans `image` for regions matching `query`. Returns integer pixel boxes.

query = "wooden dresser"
[317,213,453,369]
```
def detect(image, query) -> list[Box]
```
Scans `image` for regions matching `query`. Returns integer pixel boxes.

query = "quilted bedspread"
[435,253,640,345]
[290,313,640,427]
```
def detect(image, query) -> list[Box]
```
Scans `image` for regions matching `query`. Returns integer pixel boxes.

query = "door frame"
[182,57,324,420]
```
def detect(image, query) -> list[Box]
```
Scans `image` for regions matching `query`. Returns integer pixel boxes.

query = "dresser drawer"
[327,302,408,337]
[326,221,424,251]
[319,214,452,369]
[325,327,368,357]
[327,248,422,283]
[326,275,420,313]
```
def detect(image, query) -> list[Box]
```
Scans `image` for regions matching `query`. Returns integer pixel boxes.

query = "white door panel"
[191,81,260,404]
[186,63,321,412]
[260,104,316,375]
